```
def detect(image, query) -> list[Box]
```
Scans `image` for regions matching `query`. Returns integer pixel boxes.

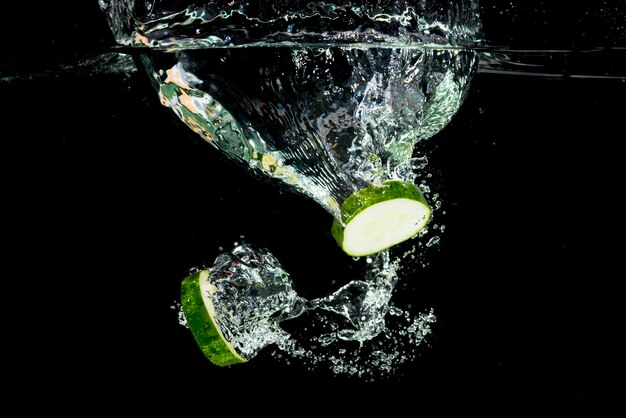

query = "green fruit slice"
[180,270,247,366]
[331,181,431,257]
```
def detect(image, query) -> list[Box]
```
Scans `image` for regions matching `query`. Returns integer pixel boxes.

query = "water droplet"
[426,236,440,247]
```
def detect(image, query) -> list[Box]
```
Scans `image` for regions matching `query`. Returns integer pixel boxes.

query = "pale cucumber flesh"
[331,181,431,256]
[342,198,430,256]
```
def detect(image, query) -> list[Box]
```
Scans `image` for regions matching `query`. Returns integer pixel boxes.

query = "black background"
[3,0,625,411]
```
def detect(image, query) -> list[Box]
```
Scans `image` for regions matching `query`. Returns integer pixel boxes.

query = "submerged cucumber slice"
[180,270,247,366]
[331,181,431,257]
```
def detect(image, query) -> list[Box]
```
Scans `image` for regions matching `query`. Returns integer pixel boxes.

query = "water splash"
[140,45,478,220]
[98,0,478,379]
[99,0,482,48]
[178,241,438,378]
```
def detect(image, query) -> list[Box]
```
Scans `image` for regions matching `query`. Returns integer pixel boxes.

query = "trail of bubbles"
[174,230,441,379]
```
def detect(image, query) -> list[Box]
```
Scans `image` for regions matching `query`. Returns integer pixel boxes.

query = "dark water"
[3,0,625,411]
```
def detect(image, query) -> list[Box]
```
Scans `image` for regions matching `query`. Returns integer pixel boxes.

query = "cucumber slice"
[331,181,431,256]
[180,270,247,366]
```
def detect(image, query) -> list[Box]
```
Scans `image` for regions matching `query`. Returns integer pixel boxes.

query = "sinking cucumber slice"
[180,270,247,366]
[331,181,431,257]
